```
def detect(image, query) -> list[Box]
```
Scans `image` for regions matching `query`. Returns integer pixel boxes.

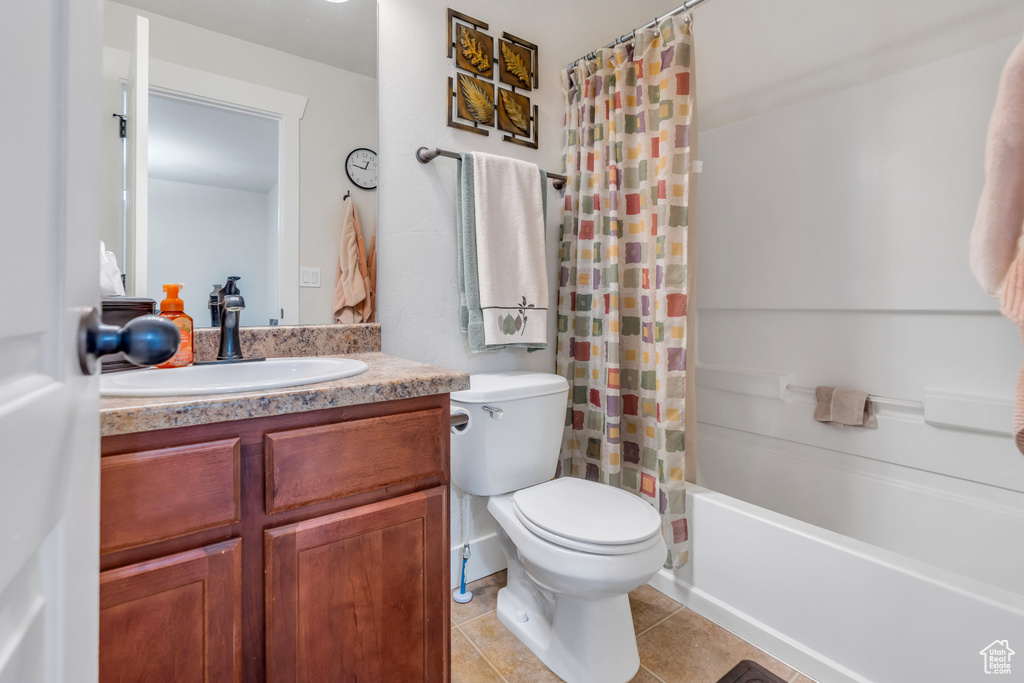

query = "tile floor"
[451,571,816,683]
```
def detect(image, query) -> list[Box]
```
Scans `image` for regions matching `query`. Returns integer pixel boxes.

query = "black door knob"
[78,307,180,375]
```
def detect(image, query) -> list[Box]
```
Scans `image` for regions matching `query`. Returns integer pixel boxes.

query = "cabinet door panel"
[266,487,448,683]
[100,538,241,683]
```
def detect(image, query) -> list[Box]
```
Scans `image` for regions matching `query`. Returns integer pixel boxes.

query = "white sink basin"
[100,356,369,397]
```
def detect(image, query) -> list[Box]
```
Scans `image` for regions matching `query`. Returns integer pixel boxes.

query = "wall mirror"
[100,0,378,327]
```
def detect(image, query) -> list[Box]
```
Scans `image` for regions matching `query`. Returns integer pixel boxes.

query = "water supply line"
[452,492,473,604]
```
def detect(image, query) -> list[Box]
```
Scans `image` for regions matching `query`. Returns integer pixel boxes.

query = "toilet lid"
[511,478,662,547]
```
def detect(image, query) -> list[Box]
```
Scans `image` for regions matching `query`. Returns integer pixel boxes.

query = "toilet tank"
[450,372,570,496]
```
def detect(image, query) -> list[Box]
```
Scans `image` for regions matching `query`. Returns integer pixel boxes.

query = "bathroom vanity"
[98,325,467,682]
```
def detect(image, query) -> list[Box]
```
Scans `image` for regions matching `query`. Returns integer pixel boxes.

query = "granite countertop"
[98,324,469,437]
[100,352,470,437]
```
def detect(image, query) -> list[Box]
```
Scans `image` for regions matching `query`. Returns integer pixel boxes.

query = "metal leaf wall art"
[446,9,539,147]
[499,90,529,133]
[461,75,494,125]
[461,33,491,75]
[501,43,530,86]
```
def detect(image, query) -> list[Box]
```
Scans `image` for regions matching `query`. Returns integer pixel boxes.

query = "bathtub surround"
[557,14,694,568]
[666,4,1024,681]
[456,153,549,351]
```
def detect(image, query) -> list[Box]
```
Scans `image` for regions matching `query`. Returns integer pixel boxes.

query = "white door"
[125,15,149,297]
[0,1,102,681]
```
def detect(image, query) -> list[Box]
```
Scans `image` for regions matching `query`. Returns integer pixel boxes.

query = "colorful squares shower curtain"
[556,14,692,568]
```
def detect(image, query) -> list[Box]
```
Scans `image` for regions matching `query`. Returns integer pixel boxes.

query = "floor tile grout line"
[640,664,669,683]
[634,605,684,638]
[453,607,497,628]
[455,621,511,683]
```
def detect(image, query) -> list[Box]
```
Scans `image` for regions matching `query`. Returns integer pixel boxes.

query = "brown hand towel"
[814,386,877,428]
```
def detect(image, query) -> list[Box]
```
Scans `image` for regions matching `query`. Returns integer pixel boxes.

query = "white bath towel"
[471,152,548,346]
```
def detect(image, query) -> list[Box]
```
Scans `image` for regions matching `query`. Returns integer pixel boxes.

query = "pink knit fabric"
[973,31,1024,455]
[1000,250,1024,455]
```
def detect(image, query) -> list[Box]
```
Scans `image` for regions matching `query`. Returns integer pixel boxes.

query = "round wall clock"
[345,147,378,190]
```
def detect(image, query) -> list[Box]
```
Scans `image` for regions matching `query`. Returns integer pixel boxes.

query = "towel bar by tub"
[784,383,923,410]
[415,146,567,191]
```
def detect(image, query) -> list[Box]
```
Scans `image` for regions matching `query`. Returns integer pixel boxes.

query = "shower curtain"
[556,14,693,568]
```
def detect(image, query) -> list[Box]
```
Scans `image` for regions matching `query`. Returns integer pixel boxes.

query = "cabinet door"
[266,487,448,683]
[100,538,242,683]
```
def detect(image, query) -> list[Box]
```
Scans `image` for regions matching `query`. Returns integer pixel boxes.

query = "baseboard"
[648,568,865,683]
[450,532,507,590]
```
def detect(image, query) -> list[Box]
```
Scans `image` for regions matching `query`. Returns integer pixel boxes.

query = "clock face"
[345,148,378,190]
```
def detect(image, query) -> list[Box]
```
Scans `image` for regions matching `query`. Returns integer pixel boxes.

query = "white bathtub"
[649,485,1024,683]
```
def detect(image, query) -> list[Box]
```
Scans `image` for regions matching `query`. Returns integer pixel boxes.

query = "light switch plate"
[300,267,321,288]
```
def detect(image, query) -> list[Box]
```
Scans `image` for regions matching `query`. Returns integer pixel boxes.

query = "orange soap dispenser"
[157,283,194,368]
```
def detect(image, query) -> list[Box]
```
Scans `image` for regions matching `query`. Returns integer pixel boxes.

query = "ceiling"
[114,0,377,77]
[149,94,279,193]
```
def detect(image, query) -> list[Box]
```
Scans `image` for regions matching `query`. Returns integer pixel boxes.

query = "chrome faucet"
[216,276,246,361]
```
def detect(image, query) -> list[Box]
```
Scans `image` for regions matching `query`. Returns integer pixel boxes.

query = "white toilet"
[450,372,667,683]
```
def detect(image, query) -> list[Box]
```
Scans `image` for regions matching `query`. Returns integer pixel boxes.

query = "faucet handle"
[222,276,242,296]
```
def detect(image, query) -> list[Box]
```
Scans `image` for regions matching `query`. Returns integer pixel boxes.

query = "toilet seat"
[511,478,663,556]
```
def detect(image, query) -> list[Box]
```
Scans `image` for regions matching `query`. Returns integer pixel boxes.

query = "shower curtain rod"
[567,0,711,68]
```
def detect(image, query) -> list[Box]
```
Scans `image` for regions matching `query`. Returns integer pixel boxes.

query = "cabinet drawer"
[265,408,445,513]
[101,438,241,554]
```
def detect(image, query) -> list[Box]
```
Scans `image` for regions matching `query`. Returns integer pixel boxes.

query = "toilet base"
[494,528,642,683]
[496,586,641,683]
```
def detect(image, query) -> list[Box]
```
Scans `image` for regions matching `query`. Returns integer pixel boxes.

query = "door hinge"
[112,113,126,139]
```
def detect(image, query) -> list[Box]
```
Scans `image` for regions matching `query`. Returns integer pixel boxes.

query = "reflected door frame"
[103,47,308,325]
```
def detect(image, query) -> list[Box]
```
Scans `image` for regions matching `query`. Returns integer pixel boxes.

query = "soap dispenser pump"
[157,283,194,368]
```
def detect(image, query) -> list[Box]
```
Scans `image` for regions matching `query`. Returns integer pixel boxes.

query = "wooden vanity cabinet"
[100,394,451,683]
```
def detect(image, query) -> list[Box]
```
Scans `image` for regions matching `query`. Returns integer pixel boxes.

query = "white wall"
[266,183,280,321]
[377,0,683,586]
[104,1,377,324]
[148,178,272,325]
[693,21,1024,595]
[100,76,123,269]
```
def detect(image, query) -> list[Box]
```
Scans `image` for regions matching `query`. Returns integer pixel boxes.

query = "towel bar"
[784,383,922,410]
[415,146,567,190]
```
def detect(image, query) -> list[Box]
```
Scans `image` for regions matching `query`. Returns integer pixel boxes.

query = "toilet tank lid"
[451,372,569,403]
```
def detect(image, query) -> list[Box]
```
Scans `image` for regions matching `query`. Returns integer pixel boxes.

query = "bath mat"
[716,659,789,683]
